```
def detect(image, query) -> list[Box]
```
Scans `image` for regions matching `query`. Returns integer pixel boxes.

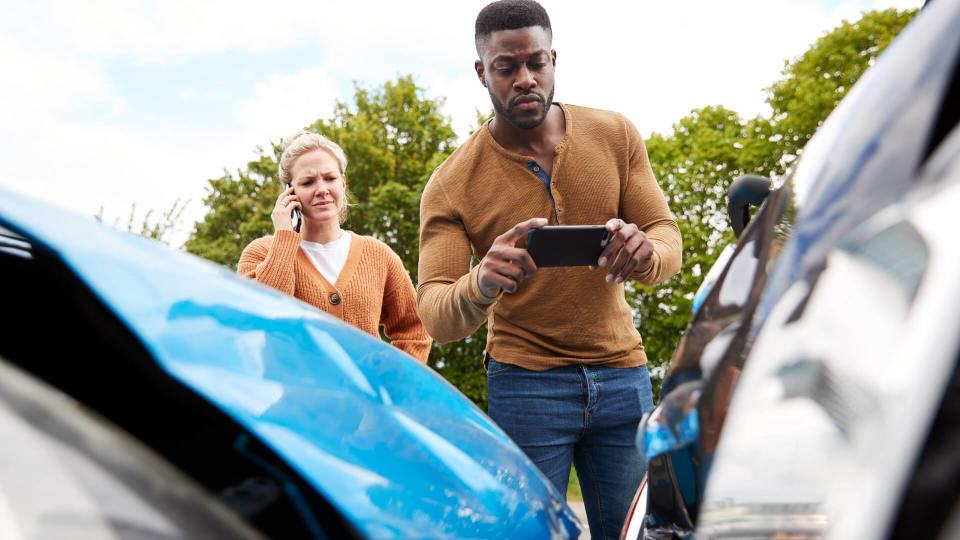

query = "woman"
[238,129,431,362]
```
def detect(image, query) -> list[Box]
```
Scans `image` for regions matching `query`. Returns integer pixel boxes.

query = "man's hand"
[478,218,548,297]
[597,218,654,283]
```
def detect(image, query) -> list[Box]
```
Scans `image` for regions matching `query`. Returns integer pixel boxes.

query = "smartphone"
[526,225,612,267]
[291,208,302,233]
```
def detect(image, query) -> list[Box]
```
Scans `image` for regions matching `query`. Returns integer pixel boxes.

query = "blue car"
[0,188,581,539]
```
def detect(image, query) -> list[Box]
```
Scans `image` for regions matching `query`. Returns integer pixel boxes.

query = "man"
[416,1,681,538]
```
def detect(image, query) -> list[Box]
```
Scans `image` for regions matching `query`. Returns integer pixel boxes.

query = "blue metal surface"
[0,187,580,539]
[638,381,702,461]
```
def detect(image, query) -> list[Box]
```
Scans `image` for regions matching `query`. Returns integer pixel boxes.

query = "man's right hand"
[477,217,548,297]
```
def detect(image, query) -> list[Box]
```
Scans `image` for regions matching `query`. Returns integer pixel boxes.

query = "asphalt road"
[569,500,590,539]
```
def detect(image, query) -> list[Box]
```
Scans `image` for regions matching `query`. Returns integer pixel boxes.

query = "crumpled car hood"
[0,188,580,539]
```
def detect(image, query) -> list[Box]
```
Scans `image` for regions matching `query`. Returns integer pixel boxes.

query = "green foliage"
[307,76,458,279]
[638,106,770,394]
[634,9,915,398]
[431,327,489,410]
[184,168,280,268]
[95,199,189,247]
[180,9,916,408]
[567,468,582,502]
[765,8,916,167]
[185,76,493,406]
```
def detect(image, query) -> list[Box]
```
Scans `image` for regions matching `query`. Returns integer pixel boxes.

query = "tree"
[185,76,493,407]
[636,106,776,395]
[306,77,458,278]
[95,199,190,247]
[633,9,916,397]
[182,9,916,408]
[764,8,917,170]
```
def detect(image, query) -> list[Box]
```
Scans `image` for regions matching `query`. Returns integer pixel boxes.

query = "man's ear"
[551,49,557,66]
[475,59,487,88]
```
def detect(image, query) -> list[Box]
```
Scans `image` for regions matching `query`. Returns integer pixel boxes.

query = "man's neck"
[488,104,565,157]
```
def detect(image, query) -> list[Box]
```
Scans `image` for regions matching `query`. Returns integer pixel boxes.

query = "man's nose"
[514,65,536,91]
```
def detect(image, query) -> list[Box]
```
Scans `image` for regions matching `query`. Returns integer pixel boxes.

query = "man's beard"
[490,86,555,130]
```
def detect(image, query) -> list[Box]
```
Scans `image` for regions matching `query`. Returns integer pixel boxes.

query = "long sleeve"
[237,230,301,296]
[620,120,682,285]
[416,174,500,344]
[380,251,433,362]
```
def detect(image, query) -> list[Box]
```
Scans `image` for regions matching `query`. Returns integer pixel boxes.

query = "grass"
[567,467,582,501]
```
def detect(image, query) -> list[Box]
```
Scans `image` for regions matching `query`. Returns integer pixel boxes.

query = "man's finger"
[608,233,644,276]
[497,217,549,246]
[496,247,539,276]
[605,217,625,231]
[605,247,633,282]
[609,236,653,283]
[598,229,626,267]
[483,264,523,294]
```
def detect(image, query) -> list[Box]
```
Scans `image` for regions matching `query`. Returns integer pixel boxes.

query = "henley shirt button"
[533,166,540,172]
[329,292,341,305]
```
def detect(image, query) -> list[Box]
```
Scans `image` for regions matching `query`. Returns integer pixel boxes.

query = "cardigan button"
[329,292,341,305]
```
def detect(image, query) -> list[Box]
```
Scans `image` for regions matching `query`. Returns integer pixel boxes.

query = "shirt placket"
[526,160,560,224]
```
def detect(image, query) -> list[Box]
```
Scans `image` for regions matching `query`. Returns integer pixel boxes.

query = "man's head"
[474,0,556,130]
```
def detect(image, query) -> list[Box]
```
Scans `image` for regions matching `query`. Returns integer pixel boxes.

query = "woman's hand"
[271,186,301,232]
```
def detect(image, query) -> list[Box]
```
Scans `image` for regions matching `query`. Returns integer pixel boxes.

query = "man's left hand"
[597,218,654,283]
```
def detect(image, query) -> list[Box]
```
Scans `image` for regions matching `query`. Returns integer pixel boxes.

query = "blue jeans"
[486,356,655,540]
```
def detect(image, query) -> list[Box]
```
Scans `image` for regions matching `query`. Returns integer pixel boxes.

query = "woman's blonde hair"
[279,129,352,224]
[279,129,348,185]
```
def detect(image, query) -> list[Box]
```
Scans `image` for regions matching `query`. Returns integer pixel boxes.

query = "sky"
[0,0,922,247]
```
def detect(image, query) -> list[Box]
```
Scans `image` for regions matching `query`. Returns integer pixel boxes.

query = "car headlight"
[638,380,702,461]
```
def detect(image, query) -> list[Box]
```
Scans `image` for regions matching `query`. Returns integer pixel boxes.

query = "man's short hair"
[475,0,552,54]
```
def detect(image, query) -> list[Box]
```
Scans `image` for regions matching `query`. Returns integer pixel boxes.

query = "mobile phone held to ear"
[526,225,612,267]
[291,208,302,233]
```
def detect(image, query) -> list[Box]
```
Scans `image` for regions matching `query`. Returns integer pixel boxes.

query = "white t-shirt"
[300,231,352,285]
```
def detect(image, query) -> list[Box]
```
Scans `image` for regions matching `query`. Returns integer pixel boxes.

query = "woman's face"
[289,148,346,226]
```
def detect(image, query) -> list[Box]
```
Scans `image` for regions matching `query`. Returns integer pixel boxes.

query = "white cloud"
[429,72,492,138]
[7,0,326,62]
[0,0,925,251]
[234,67,339,142]
[547,0,916,135]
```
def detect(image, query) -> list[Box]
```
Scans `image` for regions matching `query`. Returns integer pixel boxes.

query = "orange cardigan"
[238,230,432,362]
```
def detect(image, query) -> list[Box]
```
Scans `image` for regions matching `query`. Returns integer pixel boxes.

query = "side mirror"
[727,175,772,237]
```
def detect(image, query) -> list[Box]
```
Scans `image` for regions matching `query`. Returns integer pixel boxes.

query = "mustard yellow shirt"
[417,103,681,370]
